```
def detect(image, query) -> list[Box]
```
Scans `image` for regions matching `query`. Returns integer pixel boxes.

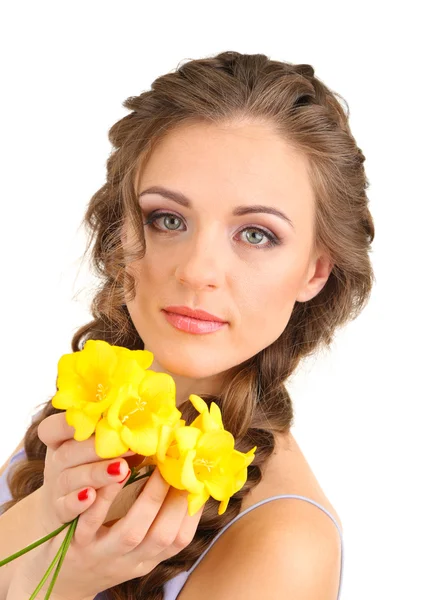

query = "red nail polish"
[78,488,89,501]
[118,469,131,484]
[107,461,122,476]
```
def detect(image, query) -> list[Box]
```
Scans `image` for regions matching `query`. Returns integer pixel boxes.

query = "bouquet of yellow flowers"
[0,340,256,599]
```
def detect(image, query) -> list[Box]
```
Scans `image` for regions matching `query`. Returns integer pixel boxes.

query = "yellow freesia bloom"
[156,395,257,516]
[52,340,153,442]
[113,345,154,373]
[188,394,224,432]
[95,369,182,459]
[52,345,255,514]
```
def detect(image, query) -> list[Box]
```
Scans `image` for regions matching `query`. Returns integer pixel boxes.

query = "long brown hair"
[3,51,375,599]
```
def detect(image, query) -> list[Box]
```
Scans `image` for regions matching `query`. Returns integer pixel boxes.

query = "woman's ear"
[296,253,333,303]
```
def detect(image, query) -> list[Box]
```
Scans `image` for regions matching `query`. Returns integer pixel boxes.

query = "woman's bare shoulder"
[177,431,343,599]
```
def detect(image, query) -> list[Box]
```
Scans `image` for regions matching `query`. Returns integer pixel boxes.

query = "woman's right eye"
[143,212,184,232]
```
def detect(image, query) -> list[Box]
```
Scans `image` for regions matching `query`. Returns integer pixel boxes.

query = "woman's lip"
[163,305,227,323]
[162,310,228,334]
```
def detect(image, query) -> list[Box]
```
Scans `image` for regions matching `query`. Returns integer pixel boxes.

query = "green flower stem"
[42,517,79,599]
[27,520,75,600]
[0,521,71,567]
[129,471,153,484]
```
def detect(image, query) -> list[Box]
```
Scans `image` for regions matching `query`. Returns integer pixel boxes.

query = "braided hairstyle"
[3,51,375,599]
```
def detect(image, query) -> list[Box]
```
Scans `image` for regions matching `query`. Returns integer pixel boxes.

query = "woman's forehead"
[136,121,315,230]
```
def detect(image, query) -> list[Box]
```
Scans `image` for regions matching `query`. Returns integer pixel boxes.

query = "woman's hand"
[9,412,204,599]
[35,411,137,537]
[12,466,203,599]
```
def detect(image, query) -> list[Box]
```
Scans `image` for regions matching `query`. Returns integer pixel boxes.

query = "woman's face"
[124,120,332,405]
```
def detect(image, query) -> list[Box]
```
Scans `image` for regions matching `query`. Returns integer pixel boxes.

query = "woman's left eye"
[239,227,281,248]
[143,211,282,249]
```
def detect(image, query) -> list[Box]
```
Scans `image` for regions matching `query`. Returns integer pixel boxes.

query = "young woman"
[0,50,375,599]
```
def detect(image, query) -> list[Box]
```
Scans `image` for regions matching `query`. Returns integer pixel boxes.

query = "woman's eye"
[144,212,183,231]
[240,228,280,248]
[143,212,282,249]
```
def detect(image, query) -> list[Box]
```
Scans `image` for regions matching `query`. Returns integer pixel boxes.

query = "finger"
[74,472,132,546]
[50,433,135,472]
[54,484,97,525]
[37,412,76,451]
[57,457,132,496]
[128,486,190,561]
[105,467,170,555]
[38,412,136,463]
[153,500,205,563]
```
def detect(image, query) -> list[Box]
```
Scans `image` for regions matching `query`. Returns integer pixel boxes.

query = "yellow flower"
[113,345,154,373]
[52,340,153,442]
[188,394,224,432]
[95,369,182,458]
[156,395,257,516]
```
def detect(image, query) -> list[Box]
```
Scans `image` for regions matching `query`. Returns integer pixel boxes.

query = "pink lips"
[163,305,227,322]
[162,305,228,335]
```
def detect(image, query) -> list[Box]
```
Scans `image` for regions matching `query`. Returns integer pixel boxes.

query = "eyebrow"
[138,185,295,231]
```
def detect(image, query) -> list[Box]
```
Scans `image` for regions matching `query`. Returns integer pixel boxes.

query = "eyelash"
[142,211,283,250]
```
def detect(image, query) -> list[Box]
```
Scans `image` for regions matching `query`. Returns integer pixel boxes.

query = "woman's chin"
[146,348,226,380]
[156,359,225,381]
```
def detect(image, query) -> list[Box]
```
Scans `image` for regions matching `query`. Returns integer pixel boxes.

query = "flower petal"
[203,471,235,500]
[189,414,203,430]
[138,371,176,403]
[121,426,159,456]
[157,457,185,490]
[200,410,223,433]
[209,402,224,429]
[187,487,210,516]
[156,425,174,463]
[106,387,127,430]
[246,446,257,463]
[196,430,235,458]
[65,408,99,441]
[56,353,81,387]
[131,349,154,370]
[219,448,249,473]
[113,346,154,370]
[189,394,208,414]
[52,389,85,410]
[95,416,129,458]
[76,340,118,382]
[181,449,205,494]
[167,440,180,459]
[233,466,248,493]
[175,426,202,453]
[218,497,230,515]
[112,356,146,388]
[153,399,182,426]
[84,390,116,416]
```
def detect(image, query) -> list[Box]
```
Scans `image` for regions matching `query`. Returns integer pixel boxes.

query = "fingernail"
[78,488,89,501]
[118,469,131,484]
[107,461,122,476]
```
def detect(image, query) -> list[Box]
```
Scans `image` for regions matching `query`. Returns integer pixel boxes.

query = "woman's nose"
[174,235,226,291]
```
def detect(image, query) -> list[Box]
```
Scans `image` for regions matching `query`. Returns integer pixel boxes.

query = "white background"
[0,1,422,598]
